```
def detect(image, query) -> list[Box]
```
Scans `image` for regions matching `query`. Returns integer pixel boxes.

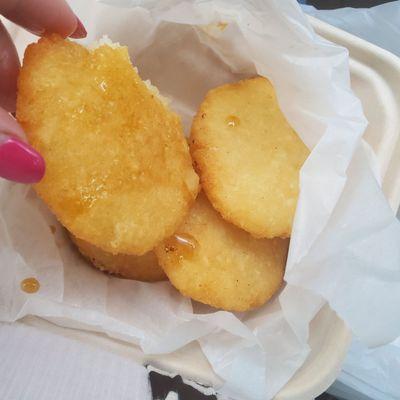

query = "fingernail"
[0,135,45,184]
[25,27,46,37]
[70,18,87,39]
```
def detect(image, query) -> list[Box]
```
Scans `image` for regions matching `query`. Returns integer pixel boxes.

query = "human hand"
[0,0,86,183]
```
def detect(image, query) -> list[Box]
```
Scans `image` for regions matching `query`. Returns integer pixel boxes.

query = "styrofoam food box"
[6,16,400,400]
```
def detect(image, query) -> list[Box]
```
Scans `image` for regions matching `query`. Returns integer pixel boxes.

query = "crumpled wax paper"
[301,3,400,400]
[1,1,400,399]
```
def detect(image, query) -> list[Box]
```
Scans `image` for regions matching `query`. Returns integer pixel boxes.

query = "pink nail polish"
[0,135,45,184]
[70,18,87,39]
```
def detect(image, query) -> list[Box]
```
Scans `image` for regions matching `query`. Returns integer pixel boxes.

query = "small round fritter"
[17,35,199,255]
[70,235,166,282]
[190,77,309,239]
[155,193,288,312]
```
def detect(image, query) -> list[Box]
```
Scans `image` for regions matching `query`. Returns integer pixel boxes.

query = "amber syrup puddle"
[226,115,240,128]
[164,233,199,260]
[20,277,40,294]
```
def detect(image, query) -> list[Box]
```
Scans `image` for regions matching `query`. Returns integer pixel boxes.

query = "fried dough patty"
[155,193,288,311]
[190,77,309,238]
[71,235,166,282]
[17,35,199,255]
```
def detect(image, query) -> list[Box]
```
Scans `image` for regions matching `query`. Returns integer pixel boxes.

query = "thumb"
[0,108,45,184]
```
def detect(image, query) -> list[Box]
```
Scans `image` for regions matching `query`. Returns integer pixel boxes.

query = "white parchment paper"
[1,1,400,399]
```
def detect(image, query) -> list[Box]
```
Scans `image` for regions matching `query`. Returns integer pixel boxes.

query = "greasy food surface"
[190,77,309,239]
[17,35,199,255]
[71,235,166,282]
[155,193,288,312]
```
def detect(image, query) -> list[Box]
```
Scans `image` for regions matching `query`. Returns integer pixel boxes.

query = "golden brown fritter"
[155,193,288,312]
[70,234,166,282]
[190,77,309,239]
[17,35,199,255]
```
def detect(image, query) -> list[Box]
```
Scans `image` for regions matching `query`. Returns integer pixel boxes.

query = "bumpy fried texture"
[17,35,199,255]
[155,193,288,311]
[70,235,166,282]
[190,77,309,239]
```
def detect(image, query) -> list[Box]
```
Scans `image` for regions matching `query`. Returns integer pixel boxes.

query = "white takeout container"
[4,15,400,400]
